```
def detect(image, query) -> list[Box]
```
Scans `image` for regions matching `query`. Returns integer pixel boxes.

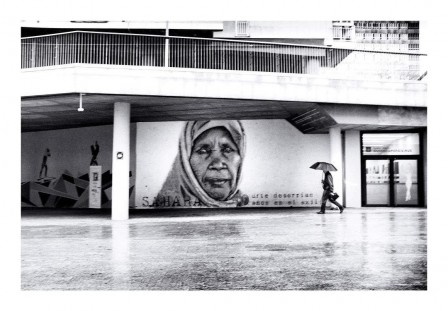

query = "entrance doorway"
[361,131,423,207]
[363,158,419,206]
[393,159,419,205]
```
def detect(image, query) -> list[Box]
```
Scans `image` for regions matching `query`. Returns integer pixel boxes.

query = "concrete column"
[164,22,170,67]
[329,126,344,206]
[345,131,361,208]
[112,102,131,220]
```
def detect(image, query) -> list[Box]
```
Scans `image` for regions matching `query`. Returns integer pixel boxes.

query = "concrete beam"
[21,64,427,107]
[320,104,427,127]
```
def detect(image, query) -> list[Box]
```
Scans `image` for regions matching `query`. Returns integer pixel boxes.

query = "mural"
[136,120,329,208]
[155,120,249,208]
[21,124,137,208]
[21,121,327,209]
[21,169,134,208]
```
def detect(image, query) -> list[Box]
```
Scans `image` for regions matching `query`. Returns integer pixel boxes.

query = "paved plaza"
[21,207,427,290]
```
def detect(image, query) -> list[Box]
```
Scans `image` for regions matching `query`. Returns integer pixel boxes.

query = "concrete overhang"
[319,103,427,128]
[21,65,427,133]
[22,64,427,107]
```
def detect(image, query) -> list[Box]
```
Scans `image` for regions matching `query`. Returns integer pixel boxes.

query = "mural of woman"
[156,120,249,208]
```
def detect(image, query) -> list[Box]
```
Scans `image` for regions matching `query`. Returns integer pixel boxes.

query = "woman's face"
[190,127,242,200]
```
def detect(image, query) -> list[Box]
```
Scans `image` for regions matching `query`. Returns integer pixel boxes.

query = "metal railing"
[21,31,427,80]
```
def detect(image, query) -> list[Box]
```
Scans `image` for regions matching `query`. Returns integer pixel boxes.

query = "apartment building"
[332,20,420,51]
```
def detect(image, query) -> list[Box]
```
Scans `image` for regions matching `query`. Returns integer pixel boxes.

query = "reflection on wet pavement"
[21,208,427,290]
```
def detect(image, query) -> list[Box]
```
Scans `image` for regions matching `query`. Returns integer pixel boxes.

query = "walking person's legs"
[317,190,329,214]
[39,164,45,178]
[329,198,344,213]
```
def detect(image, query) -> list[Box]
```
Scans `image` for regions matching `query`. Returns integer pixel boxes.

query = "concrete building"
[21,21,427,220]
[332,20,421,52]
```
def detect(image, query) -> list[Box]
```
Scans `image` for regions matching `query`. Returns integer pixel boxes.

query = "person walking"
[317,169,344,214]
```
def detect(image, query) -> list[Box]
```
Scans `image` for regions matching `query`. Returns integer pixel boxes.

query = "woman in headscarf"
[156,120,248,208]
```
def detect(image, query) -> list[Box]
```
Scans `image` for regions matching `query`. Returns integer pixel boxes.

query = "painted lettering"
[142,196,150,207]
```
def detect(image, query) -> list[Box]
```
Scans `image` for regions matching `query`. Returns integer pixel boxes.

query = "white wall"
[344,131,362,208]
[135,120,330,208]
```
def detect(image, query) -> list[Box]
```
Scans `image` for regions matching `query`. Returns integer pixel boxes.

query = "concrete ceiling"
[21,93,304,132]
[21,93,425,133]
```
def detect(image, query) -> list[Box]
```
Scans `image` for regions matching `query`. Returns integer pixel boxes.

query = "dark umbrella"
[310,162,337,171]
[310,162,338,181]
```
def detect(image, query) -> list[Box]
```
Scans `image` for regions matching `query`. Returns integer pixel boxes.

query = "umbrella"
[310,162,337,181]
[310,162,337,171]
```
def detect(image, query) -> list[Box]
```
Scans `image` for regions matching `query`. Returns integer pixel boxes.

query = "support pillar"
[329,126,344,206]
[345,131,361,208]
[112,102,131,220]
[165,21,170,68]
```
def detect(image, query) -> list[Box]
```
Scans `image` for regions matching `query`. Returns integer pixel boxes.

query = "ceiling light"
[78,93,85,112]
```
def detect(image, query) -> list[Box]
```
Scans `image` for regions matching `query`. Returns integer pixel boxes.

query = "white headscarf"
[156,120,247,208]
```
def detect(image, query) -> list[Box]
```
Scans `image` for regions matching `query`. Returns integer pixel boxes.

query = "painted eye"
[222,146,235,154]
[197,147,211,155]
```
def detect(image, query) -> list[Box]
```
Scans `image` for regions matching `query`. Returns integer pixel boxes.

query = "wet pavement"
[21,207,427,290]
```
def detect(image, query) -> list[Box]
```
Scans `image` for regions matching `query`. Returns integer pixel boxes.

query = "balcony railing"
[21,31,427,81]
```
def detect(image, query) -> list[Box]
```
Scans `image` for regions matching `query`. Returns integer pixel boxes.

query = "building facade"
[21,21,427,219]
[332,20,420,52]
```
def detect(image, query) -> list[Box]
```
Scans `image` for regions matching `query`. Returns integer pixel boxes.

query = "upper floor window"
[409,33,419,40]
[333,25,353,40]
[408,22,419,29]
[399,22,408,29]
[388,22,398,29]
[235,21,250,37]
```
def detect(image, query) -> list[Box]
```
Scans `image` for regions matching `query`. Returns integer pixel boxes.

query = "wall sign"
[362,133,420,155]
[89,165,102,209]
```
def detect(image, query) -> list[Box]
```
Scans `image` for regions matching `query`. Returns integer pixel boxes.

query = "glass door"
[361,131,423,207]
[393,159,419,206]
[365,159,390,205]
